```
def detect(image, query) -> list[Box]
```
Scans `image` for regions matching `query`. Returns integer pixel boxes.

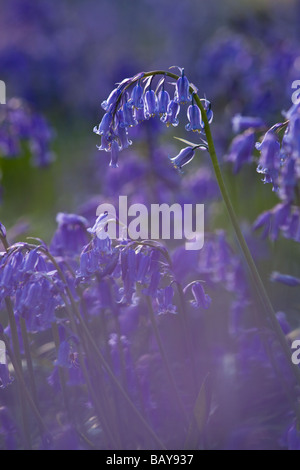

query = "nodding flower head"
[161,100,180,127]
[169,146,196,172]
[174,69,192,104]
[185,103,203,132]
[157,88,170,116]
[144,89,158,119]
[128,82,144,110]
[94,69,213,169]
[101,87,122,112]
[169,143,207,173]
[109,140,120,168]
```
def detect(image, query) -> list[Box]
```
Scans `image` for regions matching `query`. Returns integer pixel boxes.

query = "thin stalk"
[20,317,39,408]
[5,298,31,450]
[174,281,199,395]
[1,334,48,440]
[146,296,189,427]
[51,322,71,419]
[193,93,300,384]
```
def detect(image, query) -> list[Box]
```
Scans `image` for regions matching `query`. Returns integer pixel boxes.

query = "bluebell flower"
[232,114,265,134]
[95,112,113,137]
[120,98,137,128]
[156,286,177,315]
[101,87,121,112]
[144,90,158,119]
[128,82,144,109]
[279,157,297,203]
[285,209,300,240]
[161,100,180,127]
[202,99,214,124]
[136,250,152,284]
[143,270,161,297]
[109,139,120,168]
[282,112,300,159]
[271,203,291,241]
[14,277,57,332]
[116,125,132,150]
[253,210,272,240]
[185,104,203,132]
[55,340,72,369]
[50,213,89,256]
[20,247,39,272]
[225,130,255,173]
[276,311,291,335]
[254,204,291,241]
[270,271,300,287]
[157,89,170,116]
[96,134,111,152]
[29,114,55,167]
[174,69,191,104]
[134,106,145,123]
[0,99,55,169]
[78,234,118,280]
[169,146,195,172]
[190,282,211,309]
[256,131,281,190]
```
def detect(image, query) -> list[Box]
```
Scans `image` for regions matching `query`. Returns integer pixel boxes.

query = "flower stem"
[146,296,189,427]
[193,93,300,385]
[128,70,300,387]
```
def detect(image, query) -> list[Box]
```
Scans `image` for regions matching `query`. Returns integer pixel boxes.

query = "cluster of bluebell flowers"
[93,68,213,170]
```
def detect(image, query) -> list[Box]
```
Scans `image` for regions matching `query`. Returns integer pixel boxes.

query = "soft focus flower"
[270,272,300,287]
[169,146,195,172]
[225,130,255,173]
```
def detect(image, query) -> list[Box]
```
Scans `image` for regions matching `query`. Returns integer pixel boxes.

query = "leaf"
[184,374,211,450]
[193,375,209,432]
[173,136,199,147]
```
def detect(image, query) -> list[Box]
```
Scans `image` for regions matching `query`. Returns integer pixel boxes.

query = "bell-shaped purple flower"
[185,104,203,132]
[256,131,281,190]
[144,90,158,119]
[50,213,89,255]
[232,114,265,134]
[94,112,113,138]
[156,286,177,315]
[270,271,300,287]
[169,146,195,172]
[116,125,132,150]
[101,87,121,112]
[55,340,72,369]
[97,134,111,152]
[253,210,272,240]
[157,89,170,116]
[134,106,145,123]
[161,100,180,127]
[225,130,255,173]
[128,82,144,109]
[120,101,137,128]
[109,139,120,168]
[190,282,211,309]
[174,70,191,104]
[142,270,161,297]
